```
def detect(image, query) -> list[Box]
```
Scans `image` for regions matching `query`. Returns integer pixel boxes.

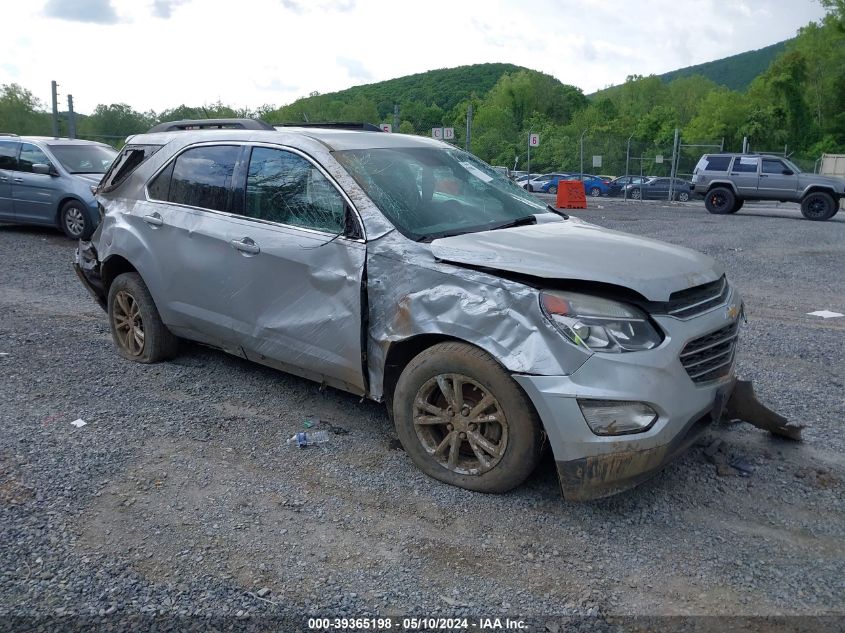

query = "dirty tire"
[705,187,735,214]
[548,185,557,194]
[676,191,690,202]
[800,191,837,221]
[107,272,178,363]
[589,187,601,197]
[60,200,92,240]
[393,342,543,493]
[729,199,744,214]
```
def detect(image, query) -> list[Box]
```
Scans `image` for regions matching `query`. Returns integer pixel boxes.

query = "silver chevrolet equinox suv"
[692,152,844,221]
[76,119,745,500]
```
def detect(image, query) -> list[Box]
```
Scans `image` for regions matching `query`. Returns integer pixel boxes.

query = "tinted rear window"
[703,156,731,171]
[0,141,18,170]
[164,145,240,212]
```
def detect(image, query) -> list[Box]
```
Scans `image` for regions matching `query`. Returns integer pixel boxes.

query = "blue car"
[0,135,117,239]
[535,173,573,193]
[562,174,612,197]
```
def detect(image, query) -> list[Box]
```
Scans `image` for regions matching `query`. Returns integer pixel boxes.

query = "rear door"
[225,144,367,394]
[729,156,760,195]
[758,157,799,199]
[12,142,59,225]
[0,140,17,219]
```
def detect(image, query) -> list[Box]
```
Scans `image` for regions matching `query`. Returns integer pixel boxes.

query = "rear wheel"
[589,187,601,197]
[630,188,641,200]
[548,185,557,194]
[800,191,838,221]
[705,187,736,214]
[676,191,690,202]
[392,342,543,493]
[107,272,178,363]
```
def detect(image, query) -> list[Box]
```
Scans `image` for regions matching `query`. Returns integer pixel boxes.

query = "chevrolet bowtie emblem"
[726,305,740,320]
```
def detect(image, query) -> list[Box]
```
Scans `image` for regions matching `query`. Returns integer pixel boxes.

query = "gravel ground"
[1,199,844,631]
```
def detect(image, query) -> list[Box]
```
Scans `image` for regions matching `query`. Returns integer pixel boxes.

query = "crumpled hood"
[430,220,723,301]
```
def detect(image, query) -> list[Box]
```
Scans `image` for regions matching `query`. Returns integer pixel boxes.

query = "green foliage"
[0,84,50,135]
[659,40,789,91]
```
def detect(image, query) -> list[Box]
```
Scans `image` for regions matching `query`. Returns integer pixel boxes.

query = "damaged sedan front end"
[76,120,785,502]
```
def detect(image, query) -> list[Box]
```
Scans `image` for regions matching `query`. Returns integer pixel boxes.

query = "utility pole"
[51,81,59,138]
[579,129,588,178]
[527,131,531,178]
[668,127,679,202]
[624,133,634,202]
[393,104,399,134]
[742,136,749,153]
[67,94,76,139]
[465,104,473,152]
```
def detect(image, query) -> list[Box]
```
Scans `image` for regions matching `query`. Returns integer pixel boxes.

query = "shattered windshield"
[334,147,549,241]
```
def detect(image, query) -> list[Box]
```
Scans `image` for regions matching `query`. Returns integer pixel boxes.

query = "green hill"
[270,63,528,122]
[658,40,790,91]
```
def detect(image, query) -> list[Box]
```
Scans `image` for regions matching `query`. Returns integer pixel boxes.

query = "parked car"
[491,165,510,178]
[626,177,693,201]
[562,174,611,197]
[608,175,649,197]
[515,173,540,186]
[691,153,844,220]
[524,173,569,192]
[0,135,118,239]
[77,118,744,501]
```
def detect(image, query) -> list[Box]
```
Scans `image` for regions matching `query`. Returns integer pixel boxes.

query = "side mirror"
[782,169,794,176]
[32,163,53,175]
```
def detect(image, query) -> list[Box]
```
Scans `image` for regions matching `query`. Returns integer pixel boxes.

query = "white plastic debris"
[70,419,87,428]
[0,352,9,356]
[807,310,844,319]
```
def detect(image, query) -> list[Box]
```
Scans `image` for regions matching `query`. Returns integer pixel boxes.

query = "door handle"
[13,177,23,182]
[0,176,7,181]
[230,237,260,255]
[143,213,164,227]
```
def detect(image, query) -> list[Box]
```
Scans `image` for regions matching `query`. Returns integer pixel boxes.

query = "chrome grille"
[680,319,739,384]
[664,276,729,319]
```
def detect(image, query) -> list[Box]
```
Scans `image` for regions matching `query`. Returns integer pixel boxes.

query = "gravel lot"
[1,198,844,630]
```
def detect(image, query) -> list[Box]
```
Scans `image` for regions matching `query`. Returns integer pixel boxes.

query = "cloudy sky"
[1,0,828,115]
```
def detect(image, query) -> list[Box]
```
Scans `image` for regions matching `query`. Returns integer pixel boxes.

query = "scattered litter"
[0,352,9,356]
[729,455,756,476]
[303,418,316,429]
[70,419,87,428]
[286,430,329,448]
[807,310,843,319]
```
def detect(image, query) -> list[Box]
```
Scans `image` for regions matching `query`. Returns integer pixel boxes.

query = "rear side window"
[0,141,18,169]
[702,155,731,171]
[100,144,162,192]
[150,145,240,213]
[732,157,759,173]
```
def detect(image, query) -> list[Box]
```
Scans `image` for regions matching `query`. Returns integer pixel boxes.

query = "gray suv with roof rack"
[76,118,750,501]
[691,153,845,221]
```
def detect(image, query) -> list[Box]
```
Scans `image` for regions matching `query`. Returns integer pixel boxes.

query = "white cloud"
[0,0,828,115]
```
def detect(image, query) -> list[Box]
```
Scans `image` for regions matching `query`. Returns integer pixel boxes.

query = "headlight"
[540,290,662,353]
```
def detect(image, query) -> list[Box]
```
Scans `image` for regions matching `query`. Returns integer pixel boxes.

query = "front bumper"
[514,290,742,501]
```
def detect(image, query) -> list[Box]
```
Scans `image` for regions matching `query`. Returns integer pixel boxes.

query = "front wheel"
[60,201,92,240]
[676,191,690,202]
[705,187,736,214]
[547,185,557,194]
[630,188,641,200]
[800,191,838,221]
[107,272,179,363]
[589,187,601,197]
[392,342,543,493]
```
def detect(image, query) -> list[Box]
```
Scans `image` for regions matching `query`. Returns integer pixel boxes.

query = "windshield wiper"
[487,214,538,231]
[546,204,569,219]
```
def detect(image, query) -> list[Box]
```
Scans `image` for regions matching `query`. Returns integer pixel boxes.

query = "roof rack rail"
[274,122,383,132]
[146,118,275,133]
[0,132,20,137]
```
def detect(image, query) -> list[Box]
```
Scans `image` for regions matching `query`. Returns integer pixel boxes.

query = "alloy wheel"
[412,373,508,475]
[64,206,85,237]
[112,290,145,356]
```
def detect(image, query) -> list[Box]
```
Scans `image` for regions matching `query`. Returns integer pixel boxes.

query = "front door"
[12,142,58,225]
[758,157,799,200]
[227,145,366,394]
[0,140,19,220]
